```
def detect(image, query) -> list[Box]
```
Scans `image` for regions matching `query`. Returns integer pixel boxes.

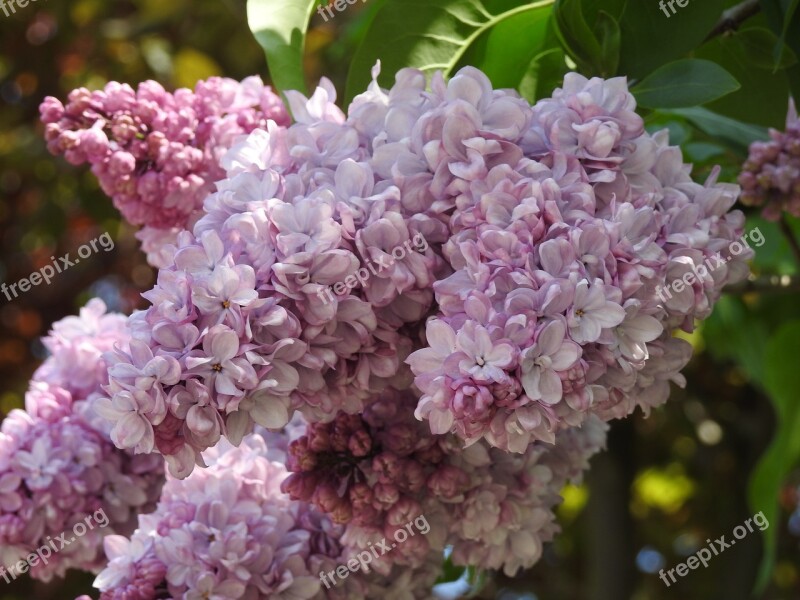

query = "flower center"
[221,300,231,309]
[575,309,585,317]
[212,363,223,372]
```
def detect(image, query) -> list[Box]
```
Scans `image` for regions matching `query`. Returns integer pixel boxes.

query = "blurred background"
[0,1,798,599]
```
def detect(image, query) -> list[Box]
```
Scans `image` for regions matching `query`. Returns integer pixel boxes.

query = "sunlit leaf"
[345,0,555,103]
[247,0,318,94]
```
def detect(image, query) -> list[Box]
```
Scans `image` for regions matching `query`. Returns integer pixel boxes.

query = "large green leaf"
[749,321,800,592]
[727,27,797,70]
[553,0,603,75]
[594,10,621,77]
[455,4,553,89]
[580,0,628,21]
[760,0,800,98]
[247,0,318,94]
[554,0,621,77]
[663,107,768,150]
[517,17,569,102]
[345,0,555,103]
[632,59,740,109]
[518,47,567,102]
[761,0,800,61]
[694,24,792,128]
[617,0,724,79]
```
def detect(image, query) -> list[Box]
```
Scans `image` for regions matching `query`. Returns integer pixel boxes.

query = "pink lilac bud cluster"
[282,388,607,576]
[87,434,431,600]
[0,300,164,581]
[349,68,751,451]
[97,79,444,477]
[739,99,800,220]
[40,77,290,266]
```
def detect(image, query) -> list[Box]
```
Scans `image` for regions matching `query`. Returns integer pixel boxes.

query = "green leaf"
[664,107,768,149]
[617,0,724,78]
[761,0,800,98]
[749,321,800,592]
[247,0,318,94]
[518,47,567,102]
[552,0,620,76]
[580,0,628,22]
[518,16,569,102]
[684,141,726,162]
[345,0,555,103]
[729,27,798,70]
[781,0,799,39]
[632,59,740,109]
[553,0,603,75]
[761,0,800,66]
[695,24,792,128]
[659,107,769,159]
[455,4,553,89]
[594,10,621,76]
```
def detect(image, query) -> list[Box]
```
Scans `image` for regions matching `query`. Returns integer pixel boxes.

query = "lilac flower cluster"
[283,389,608,577]
[34,64,751,597]
[739,100,800,220]
[40,76,290,266]
[383,70,750,451]
[97,79,444,477]
[86,433,434,600]
[95,66,748,471]
[0,300,164,581]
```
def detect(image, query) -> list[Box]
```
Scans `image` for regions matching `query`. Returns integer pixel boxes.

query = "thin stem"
[779,215,800,267]
[705,0,761,42]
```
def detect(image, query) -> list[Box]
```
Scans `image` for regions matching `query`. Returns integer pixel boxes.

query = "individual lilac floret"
[739,99,800,220]
[0,300,164,581]
[40,77,290,265]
